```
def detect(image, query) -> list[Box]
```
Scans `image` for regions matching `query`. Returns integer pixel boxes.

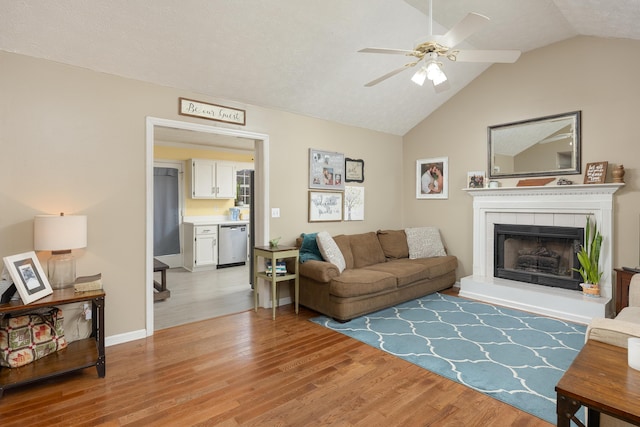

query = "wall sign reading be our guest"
[179,97,246,125]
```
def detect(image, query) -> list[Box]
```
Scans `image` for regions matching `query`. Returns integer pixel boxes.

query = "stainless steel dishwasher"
[217,224,248,267]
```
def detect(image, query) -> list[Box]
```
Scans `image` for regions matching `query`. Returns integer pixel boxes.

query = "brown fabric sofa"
[296,230,458,321]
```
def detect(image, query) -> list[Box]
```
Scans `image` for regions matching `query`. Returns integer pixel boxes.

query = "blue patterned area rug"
[310,293,587,424]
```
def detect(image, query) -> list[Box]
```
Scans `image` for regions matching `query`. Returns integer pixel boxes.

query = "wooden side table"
[253,245,299,320]
[0,288,105,398]
[614,268,636,315]
[556,340,640,426]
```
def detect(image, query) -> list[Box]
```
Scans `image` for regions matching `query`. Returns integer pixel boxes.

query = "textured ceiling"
[1,0,639,136]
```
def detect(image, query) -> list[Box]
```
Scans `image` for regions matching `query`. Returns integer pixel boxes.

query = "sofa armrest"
[586,317,640,348]
[629,273,640,307]
[299,260,340,283]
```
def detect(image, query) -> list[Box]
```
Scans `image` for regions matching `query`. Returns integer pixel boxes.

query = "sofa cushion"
[377,229,409,259]
[349,232,387,268]
[390,256,458,280]
[405,227,446,259]
[333,234,354,269]
[317,231,346,272]
[330,269,397,298]
[299,232,323,263]
[363,260,430,287]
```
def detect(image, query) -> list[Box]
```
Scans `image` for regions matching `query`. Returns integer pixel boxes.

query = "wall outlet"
[83,303,92,320]
[271,208,280,218]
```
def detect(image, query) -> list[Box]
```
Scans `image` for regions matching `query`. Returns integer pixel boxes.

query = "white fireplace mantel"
[460,183,624,324]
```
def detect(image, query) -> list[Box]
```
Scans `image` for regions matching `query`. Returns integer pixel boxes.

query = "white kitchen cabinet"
[190,159,236,199]
[183,223,218,271]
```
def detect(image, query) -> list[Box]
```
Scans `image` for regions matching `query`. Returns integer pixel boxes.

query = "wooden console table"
[556,340,640,426]
[614,268,637,315]
[0,288,105,398]
[253,245,299,320]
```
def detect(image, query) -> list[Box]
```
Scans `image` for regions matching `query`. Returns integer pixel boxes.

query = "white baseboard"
[106,329,146,347]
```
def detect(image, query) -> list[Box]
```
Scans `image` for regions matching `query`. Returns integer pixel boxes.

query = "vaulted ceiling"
[2,0,639,136]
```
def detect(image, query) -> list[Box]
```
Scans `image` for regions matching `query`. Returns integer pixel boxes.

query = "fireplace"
[494,224,583,291]
[460,183,623,324]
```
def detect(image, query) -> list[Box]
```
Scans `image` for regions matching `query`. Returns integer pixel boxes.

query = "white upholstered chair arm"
[586,317,640,348]
[629,273,640,307]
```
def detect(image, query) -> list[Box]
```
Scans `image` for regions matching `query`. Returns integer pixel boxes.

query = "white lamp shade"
[34,214,87,251]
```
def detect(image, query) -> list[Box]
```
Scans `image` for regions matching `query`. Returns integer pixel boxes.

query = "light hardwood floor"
[0,299,552,426]
[154,264,254,330]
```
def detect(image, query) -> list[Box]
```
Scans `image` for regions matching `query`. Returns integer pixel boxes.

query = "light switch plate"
[271,208,280,218]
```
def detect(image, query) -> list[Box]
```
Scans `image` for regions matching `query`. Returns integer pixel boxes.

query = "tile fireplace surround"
[460,183,624,324]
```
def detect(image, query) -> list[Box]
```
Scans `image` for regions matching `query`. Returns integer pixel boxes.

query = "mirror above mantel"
[488,111,581,179]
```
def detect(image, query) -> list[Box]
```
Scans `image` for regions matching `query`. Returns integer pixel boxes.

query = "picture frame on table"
[2,251,53,304]
[416,157,449,199]
[309,191,343,222]
[309,149,345,190]
[467,171,486,188]
[345,158,365,183]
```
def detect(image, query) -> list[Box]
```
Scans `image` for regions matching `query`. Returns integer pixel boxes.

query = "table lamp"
[34,213,87,289]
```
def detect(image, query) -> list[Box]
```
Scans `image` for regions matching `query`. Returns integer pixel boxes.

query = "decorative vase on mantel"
[612,164,625,183]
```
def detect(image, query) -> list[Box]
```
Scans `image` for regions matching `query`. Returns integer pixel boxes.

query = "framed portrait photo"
[3,251,53,304]
[309,191,343,222]
[416,157,449,199]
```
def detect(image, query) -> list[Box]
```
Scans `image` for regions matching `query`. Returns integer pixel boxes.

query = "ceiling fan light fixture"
[426,61,447,86]
[411,66,428,86]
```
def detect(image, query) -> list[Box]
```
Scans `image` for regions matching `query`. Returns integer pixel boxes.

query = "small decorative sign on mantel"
[584,161,608,184]
[179,97,246,125]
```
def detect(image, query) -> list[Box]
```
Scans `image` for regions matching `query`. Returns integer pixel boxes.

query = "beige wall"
[403,36,640,278]
[0,51,402,339]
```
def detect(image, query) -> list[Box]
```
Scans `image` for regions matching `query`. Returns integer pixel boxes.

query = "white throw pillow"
[316,231,346,272]
[405,227,446,259]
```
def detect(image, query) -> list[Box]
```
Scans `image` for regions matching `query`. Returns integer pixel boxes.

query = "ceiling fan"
[359,0,521,91]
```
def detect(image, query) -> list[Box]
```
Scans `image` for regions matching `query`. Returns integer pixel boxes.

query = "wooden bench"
[153,258,170,301]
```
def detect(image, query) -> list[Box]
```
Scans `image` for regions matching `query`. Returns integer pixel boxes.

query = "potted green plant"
[572,215,603,297]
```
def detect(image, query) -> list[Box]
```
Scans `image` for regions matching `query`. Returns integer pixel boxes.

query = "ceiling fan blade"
[454,49,521,63]
[440,12,490,48]
[358,47,416,56]
[364,65,413,87]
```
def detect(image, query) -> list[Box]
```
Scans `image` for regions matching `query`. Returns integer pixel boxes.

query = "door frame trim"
[146,116,270,336]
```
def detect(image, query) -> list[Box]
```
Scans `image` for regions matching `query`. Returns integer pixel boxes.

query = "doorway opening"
[146,117,270,336]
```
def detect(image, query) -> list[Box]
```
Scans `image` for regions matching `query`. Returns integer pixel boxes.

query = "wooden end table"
[614,268,637,315]
[556,339,640,426]
[0,288,105,398]
[253,245,299,320]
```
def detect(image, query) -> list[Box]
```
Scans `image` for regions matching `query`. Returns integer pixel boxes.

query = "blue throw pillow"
[299,232,323,263]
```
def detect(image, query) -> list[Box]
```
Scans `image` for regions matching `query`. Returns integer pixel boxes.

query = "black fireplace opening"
[494,224,584,291]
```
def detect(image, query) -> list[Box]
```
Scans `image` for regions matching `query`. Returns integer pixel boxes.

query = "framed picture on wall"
[308,191,343,222]
[309,149,345,190]
[416,157,449,199]
[344,186,364,221]
[345,158,365,183]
